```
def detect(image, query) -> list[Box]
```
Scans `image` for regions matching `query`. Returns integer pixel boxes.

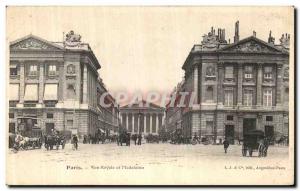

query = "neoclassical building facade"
[173,22,290,143]
[8,31,119,139]
[120,101,165,135]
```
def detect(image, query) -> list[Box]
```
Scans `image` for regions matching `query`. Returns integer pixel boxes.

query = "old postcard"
[6,6,294,185]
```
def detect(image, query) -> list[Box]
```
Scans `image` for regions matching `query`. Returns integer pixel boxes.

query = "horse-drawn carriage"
[12,132,43,152]
[170,129,184,144]
[242,130,269,157]
[117,128,130,146]
[44,133,66,150]
[10,117,43,152]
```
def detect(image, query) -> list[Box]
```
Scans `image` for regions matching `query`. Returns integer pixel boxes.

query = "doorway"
[265,125,274,138]
[46,123,54,135]
[225,125,235,144]
[243,118,256,135]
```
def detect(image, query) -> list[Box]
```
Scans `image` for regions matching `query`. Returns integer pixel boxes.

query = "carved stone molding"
[66,64,76,74]
[229,41,273,53]
[11,38,53,50]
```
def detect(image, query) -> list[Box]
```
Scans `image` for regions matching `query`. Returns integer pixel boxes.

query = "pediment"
[219,36,284,54]
[10,35,64,51]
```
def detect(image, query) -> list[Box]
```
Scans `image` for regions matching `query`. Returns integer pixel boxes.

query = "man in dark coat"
[223,139,230,154]
[133,134,137,145]
[137,134,142,145]
[72,134,78,150]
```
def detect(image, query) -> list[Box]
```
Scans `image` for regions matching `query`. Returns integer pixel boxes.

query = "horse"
[258,138,269,157]
[15,134,29,150]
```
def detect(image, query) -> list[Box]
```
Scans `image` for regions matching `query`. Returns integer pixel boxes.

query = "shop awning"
[24,84,38,101]
[9,84,19,101]
[44,84,58,100]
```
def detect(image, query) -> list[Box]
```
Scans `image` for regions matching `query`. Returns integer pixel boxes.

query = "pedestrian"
[137,134,142,145]
[72,134,78,150]
[223,139,229,154]
[88,134,91,144]
[133,134,137,145]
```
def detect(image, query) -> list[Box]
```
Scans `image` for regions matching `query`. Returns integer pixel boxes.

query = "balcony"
[10,74,20,80]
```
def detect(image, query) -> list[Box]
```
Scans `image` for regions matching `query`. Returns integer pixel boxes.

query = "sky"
[6,6,293,96]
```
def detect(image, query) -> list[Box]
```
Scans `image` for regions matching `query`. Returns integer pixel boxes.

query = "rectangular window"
[9,113,14,119]
[66,120,73,129]
[206,121,214,134]
[264,66,273,79]
[9,101,17,107]
[266,116,273,121]
[47,113,54,118]
[48,65,57,76]
[244,66,253,79]
[9,123,16,133]
[224,90,233,106]
[10,65,18,76]
[263,90,272,107]
[29,65,38,76]
[264,73,272,79]
[227,115,233,121]
[243,90,253,106]
[225,66,234,79]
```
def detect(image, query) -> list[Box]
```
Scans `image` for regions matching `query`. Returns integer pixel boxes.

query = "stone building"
[97,77,120,135]
[165,81,184,133]
[119,100,165,135]
[175,22,290,144]
[8,31,119,139]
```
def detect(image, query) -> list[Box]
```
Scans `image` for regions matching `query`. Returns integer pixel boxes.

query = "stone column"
[132,113,135,133]
[237,113,243,139]
[144,114,147,133]
[193,65,198,104]
[19,60,25,104]
[156,114,159,134]
[150,114,152,134]
[120,113,122,125]
[237,62,243,105]
[58,62,64,102]
[256,62,263,106]
[126,113,128,130]
[83,64,88,104]
[38,61,45,104]
[257,113,263,131]
[137,114,140,133]
[276,63,283,106]
[217,62,224,105]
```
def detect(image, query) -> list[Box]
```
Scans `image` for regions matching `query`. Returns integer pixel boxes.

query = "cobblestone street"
[7,142,292,185]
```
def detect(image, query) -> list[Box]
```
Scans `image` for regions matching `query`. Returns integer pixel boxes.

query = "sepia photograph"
[5,6,294,186]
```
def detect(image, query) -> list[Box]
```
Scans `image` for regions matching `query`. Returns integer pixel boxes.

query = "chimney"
[253,30,256,37]
[234,21,239,43]
[223,29,226,41]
